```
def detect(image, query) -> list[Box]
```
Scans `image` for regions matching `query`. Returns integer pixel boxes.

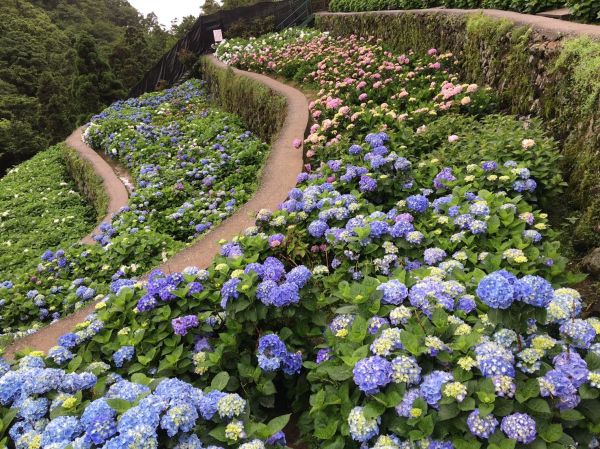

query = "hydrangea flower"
[467,409,498,439]
[377,280,408,305]
[348,406,379,442]
[501,413,536,444]
[112,346,135,368]
[476,272,515,309]
[353,356,393,393]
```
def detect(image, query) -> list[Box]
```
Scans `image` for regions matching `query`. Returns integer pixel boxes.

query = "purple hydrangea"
[171,315,199,336]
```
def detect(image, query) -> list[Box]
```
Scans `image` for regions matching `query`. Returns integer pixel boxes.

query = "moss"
[195,57,287,143]
[60,143,108,223]
[316,11,600,250]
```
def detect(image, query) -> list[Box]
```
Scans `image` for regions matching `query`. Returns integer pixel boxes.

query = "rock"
[581,247,600,278]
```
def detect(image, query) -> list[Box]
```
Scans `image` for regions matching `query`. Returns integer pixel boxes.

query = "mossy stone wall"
[316,11,600,250]
[195,57,287,144]
[60,143,109,223]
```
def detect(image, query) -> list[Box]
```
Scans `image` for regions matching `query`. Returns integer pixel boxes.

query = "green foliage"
[0,145,95,278]
[565,0,600,21]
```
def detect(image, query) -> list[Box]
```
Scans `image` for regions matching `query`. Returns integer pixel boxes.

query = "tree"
[71,33,125,124]
[170,15,198,40]
[202,0,222,15]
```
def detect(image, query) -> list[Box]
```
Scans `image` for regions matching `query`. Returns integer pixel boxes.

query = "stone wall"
[316,10,600,252]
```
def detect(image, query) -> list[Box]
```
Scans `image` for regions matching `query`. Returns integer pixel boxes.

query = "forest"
[0,0,197,174]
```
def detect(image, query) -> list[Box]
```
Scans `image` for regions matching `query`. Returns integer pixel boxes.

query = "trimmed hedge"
[195,57,287,143]
[61,143,109,223]
[328,0,600,22]
[315,11,600,251]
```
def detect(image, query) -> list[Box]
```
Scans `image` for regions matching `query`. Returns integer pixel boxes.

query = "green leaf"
[267,414,291,434]
[211,371,230,391]
[516,378,540,403]
[314,418,339,440]
[539,424,563,443]
[526,398,551,415]
[400,330,421,356]
[106,398,132,413]
[364,401,386,419]
[560,409,585,421]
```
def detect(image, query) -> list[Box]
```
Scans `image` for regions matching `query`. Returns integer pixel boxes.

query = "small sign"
[213,29,223,43]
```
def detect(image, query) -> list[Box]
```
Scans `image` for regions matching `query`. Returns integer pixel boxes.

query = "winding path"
[3,56,308,359]
[66,127,130,245]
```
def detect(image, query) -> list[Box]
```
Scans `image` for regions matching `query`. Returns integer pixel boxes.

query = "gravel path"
[3,57,308,359]
[317,8,600,40]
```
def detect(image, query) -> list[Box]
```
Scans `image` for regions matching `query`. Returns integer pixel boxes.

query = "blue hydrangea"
[48,346,74,365]
[476,272,515,309]
[501,413,536,444]
[419,371,453,406]
[377,280,408,305]
[308,220,329,237]
[285,265,312,288]
[517,275,554,307]
[475,341,515,378]
[220,278,240,309]
[257,334,288,372]
[197,390,228,420]
[353,356,393,394]
[41,416,82,446]
[160,401,198,437]
[406,195,429,213]
[106,380,149,403]
[113,346,135,368]
[467,409,498,439]
[559,319,596,349]
[348,406,379,442]
[396,388,422,417]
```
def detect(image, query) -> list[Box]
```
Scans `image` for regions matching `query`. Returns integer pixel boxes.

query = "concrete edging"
[4,57,309,359]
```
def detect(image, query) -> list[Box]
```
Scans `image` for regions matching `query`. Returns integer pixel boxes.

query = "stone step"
[537,7,573,20]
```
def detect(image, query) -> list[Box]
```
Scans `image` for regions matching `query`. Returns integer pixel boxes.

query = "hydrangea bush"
[0,80,268,343]
[1,29,598,449]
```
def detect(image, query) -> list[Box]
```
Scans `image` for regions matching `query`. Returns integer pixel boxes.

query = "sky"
[127,0,203,26]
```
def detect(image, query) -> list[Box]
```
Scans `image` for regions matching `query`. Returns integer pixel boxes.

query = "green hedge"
[195,57,287,143]
[61,143,109,223]
[328,0,600,22]
[316,11,600,250]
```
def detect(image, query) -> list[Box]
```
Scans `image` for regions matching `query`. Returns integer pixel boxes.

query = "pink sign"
[213,29,223,42]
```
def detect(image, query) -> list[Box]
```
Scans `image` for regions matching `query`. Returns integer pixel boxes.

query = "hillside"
[0,0,189,174]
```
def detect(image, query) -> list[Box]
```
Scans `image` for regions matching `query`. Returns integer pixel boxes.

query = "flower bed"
[0,145,96,279]
[1,29,596,449]
[0,79,269,343]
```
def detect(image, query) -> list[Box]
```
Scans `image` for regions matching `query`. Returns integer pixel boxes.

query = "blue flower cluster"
[256,334,302,375]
